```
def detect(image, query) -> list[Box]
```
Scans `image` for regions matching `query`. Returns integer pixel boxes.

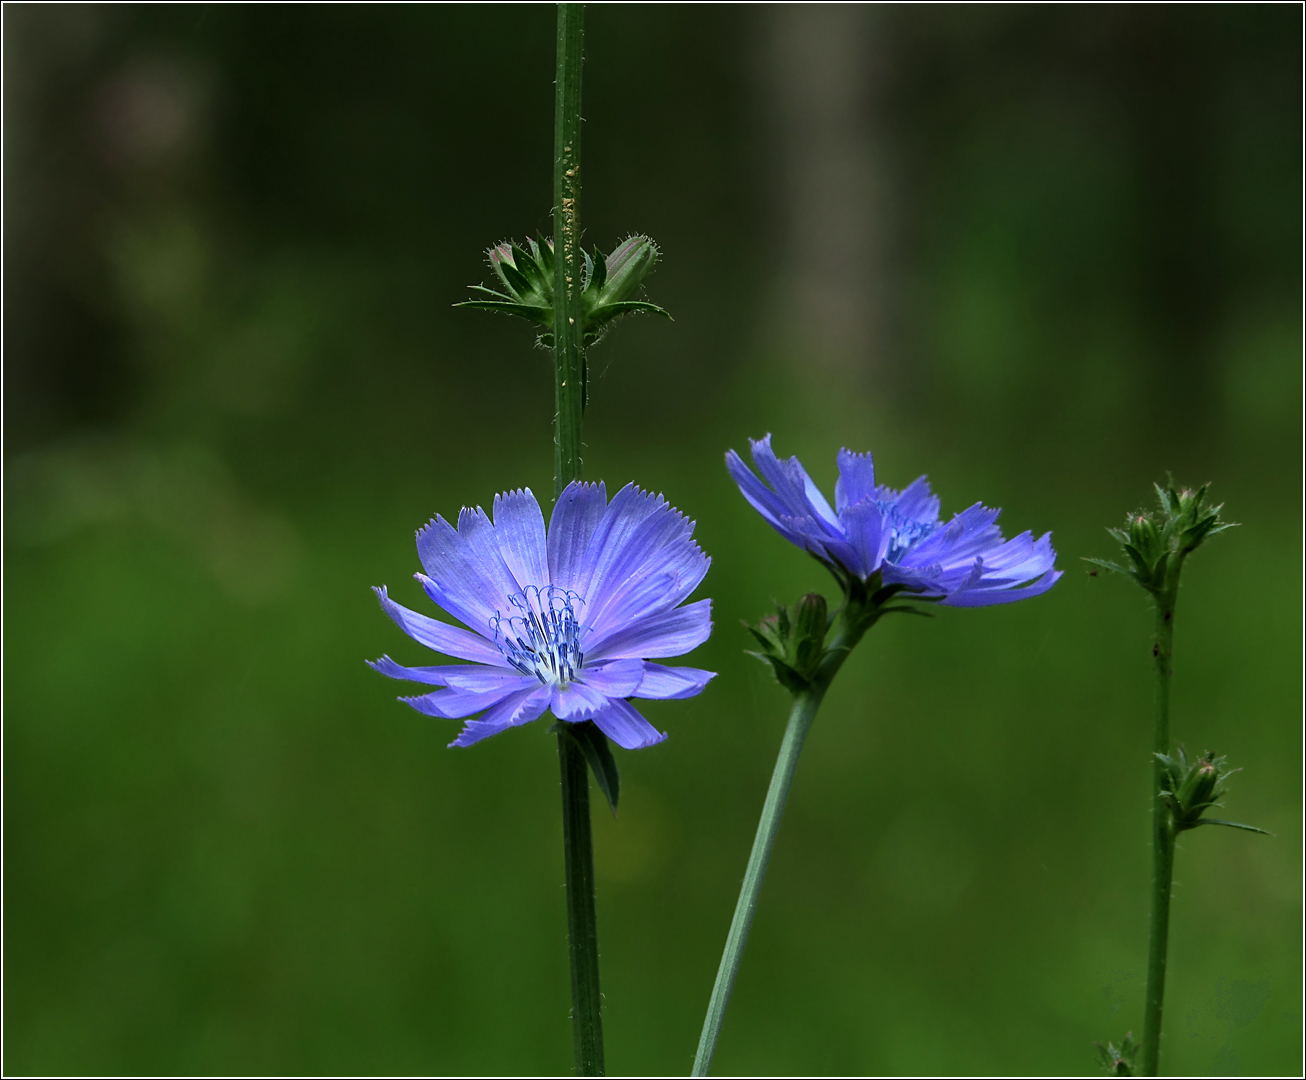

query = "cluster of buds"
[746,593,832,694]
[1093,1031,1138,1076]
[1089,481,1234,596]
[458,235,670,349]
[747,574,931,697]
[1155,746,1270,836]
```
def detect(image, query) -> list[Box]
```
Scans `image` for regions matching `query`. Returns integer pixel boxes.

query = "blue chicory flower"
[726,434,1061,606]
[371,482,714,749]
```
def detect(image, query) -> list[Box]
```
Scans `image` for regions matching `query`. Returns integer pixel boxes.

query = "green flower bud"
[1156,746,1268,835]
[791,592,829,675]
[1174,755,1221,816]
[745,593,832,694]
[1094,1031,1138,1076]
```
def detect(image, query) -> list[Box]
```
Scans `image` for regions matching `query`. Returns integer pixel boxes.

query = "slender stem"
[551,6,603,1076]
[692,620,865,1076]
[1140,586,1178,1076]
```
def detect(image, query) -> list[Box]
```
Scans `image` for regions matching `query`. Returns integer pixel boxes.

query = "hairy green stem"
[553,1,585,493]
[1140,585,1178,1076]
[692,620,866,1076]
[551,6,602,1076]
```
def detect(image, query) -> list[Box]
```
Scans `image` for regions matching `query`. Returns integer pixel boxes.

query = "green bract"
[458,234,671,349]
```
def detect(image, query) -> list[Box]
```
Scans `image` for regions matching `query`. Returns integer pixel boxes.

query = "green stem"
[1140,586,1178,1076]
[692,620,865,1076]
[553,1,585,493]
[552,6,602,1076]
[559,728,604,1076]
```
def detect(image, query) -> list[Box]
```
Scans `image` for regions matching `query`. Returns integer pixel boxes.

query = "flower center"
[877,502,938,563]
[491,584,585,687]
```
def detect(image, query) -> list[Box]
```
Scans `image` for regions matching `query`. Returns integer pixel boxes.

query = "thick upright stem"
[692,620,865,1076]
[553,1,585,493]
[551,6,602,1076]
[559,726,604,1076]
[1140,587,1178,1076]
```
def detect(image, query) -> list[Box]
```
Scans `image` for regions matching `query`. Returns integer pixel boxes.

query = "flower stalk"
[692,609,866,1076]
[551,6,604,1076]
[1140,581,1178,1077]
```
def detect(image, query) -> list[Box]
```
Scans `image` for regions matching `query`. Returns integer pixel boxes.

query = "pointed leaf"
[510,244,548,293]
[465,284,517,301]
[536,236,555,274]
[1082,556,1129,575]
[454,300,552,323]
[496,260,535,301]
[587,300,673,328]
[1194,818,1273,835]
[589,244,607,292]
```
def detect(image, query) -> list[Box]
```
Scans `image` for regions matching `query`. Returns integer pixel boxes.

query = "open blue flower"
[726,434,1061,606]
[371,482,714,749]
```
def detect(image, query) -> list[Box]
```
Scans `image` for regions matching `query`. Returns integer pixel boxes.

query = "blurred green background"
[4,5,1300,1076]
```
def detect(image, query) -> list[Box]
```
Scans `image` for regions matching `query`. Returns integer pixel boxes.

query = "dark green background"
[4,5,1300,1076]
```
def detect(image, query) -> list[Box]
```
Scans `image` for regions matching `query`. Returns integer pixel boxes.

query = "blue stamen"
[877,500,938,562]
[491,584,586,687]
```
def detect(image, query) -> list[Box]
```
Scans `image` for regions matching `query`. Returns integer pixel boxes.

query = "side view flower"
[370,481,714,750]
[726,433,1061,605]
[693,433,1061,1076]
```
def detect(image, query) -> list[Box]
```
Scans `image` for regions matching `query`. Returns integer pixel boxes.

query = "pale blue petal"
[577,658,645,698]
[415,512,515,630]
[368,655,455,685]
[584,598,712,661]
[449,684,552,747]
[551,680,612,720]
[568,483,669,603]
[585,501,708,632]
[726,448,808,545]
[835,499,885,577]
[402,679,526,719]
[888,476,940,526]
[750,434,839,528]
[373,586,508,666]
[940,568,1063,607]
[548,481,608,592]
[834,448,876,512]
[455,504,526,595]
[441,666,537,694]
[590,697,667,749]
[632,663,715,700]
[493,487,550,590]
